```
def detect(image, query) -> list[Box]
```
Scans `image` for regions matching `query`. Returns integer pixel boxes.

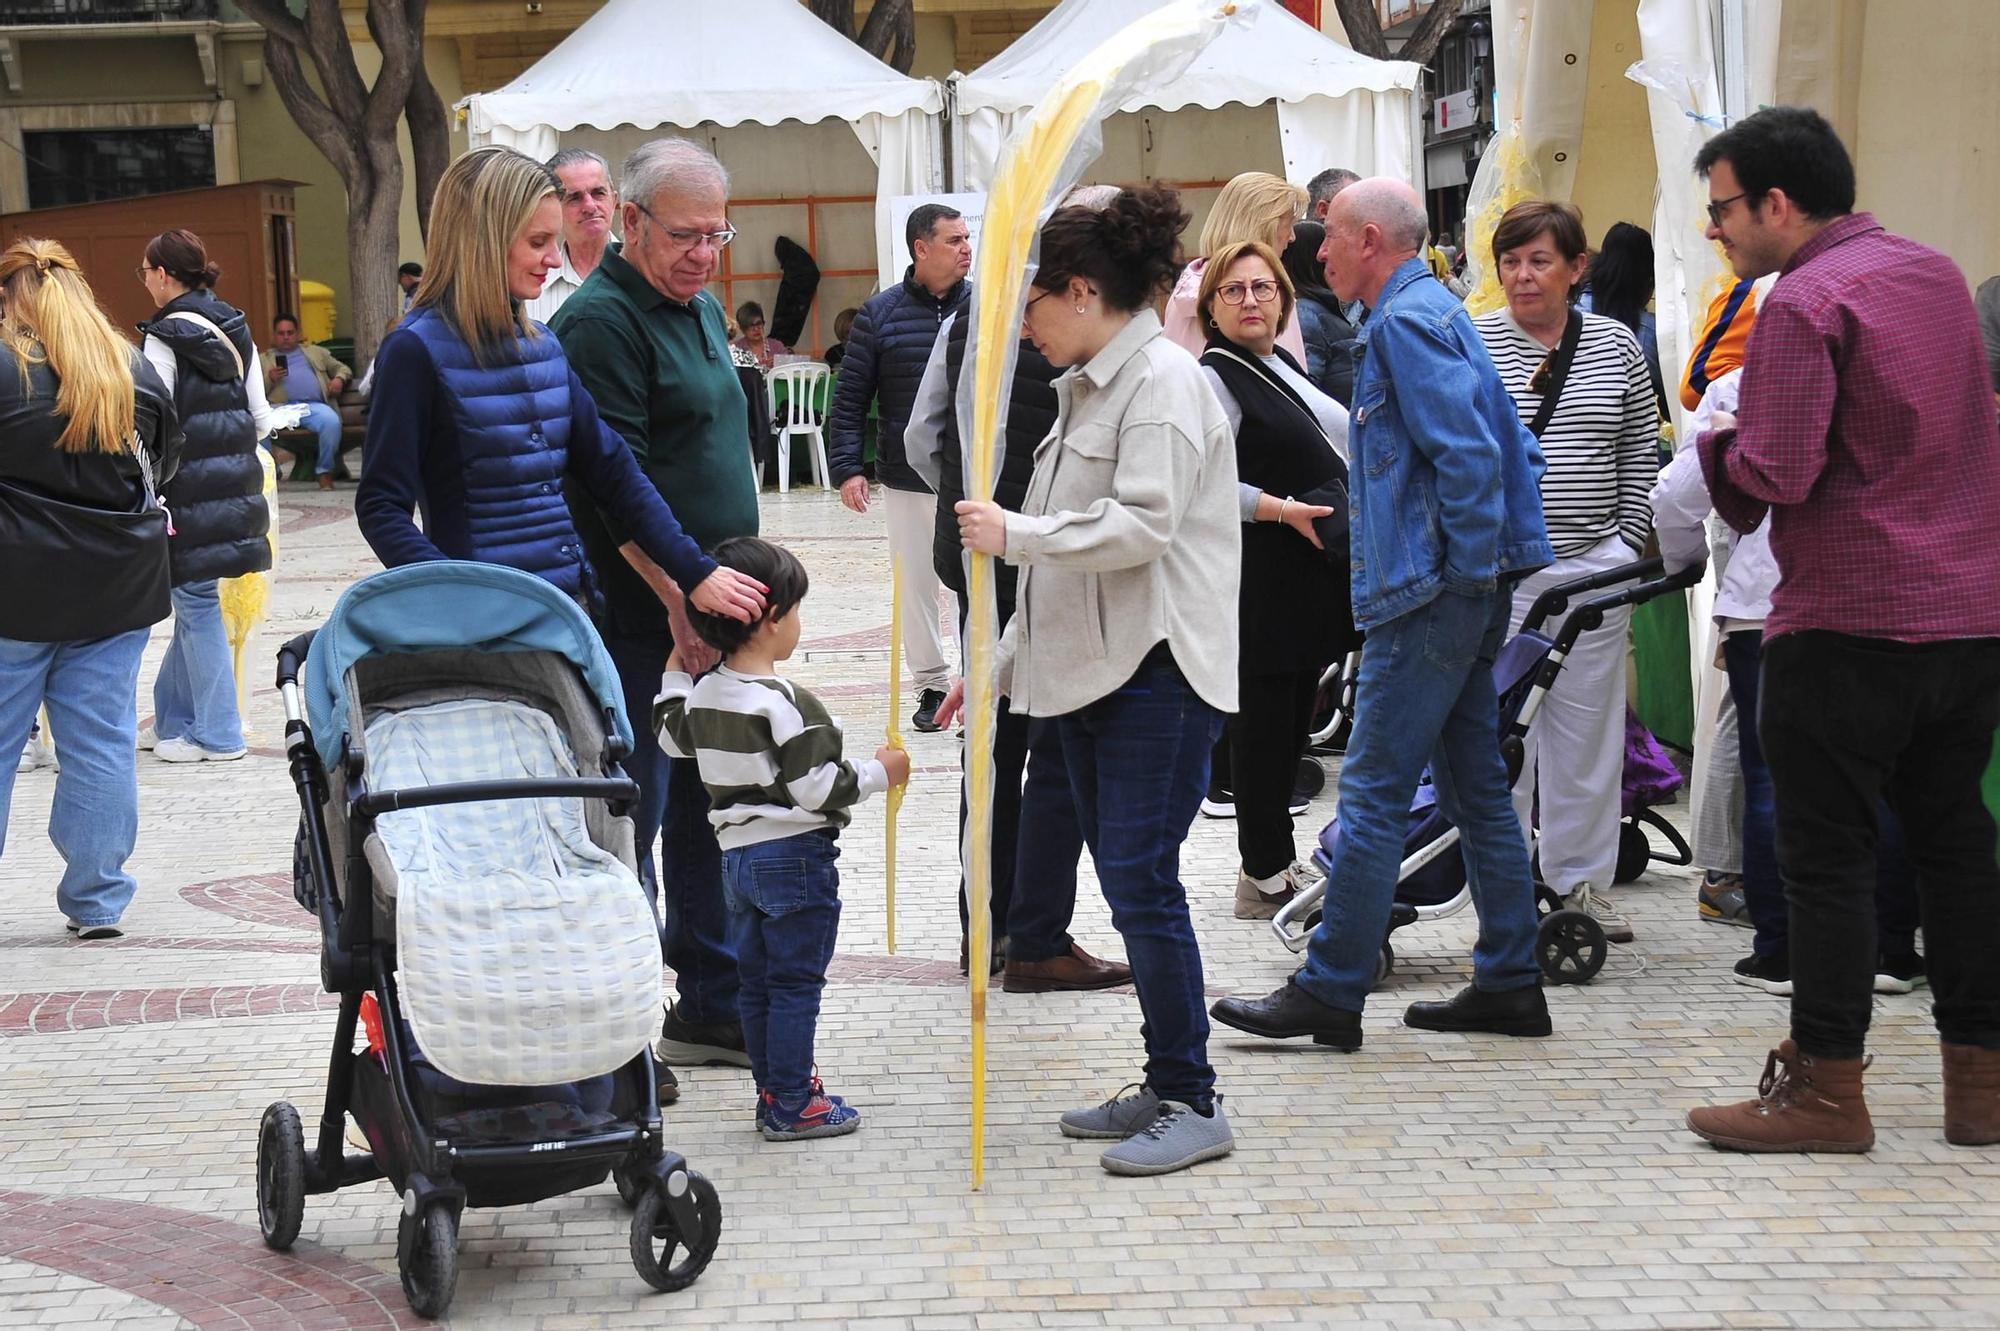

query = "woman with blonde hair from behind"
[356,146,764,626]
[0,238,182,939]
[1164,171,1309,363]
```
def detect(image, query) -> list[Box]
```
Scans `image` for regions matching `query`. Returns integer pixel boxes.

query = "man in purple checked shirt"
[1683,107,2000,1155]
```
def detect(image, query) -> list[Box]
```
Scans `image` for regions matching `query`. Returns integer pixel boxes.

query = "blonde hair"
[411,146,558,360]
[1199,172,1306,257]
[0,238,136,454]
[1197,240,1295,336]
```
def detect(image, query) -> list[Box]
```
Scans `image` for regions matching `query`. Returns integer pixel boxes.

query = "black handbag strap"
[1527,308,1584,439]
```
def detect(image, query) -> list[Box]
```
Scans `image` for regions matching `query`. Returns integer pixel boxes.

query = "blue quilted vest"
[402,308,595,600]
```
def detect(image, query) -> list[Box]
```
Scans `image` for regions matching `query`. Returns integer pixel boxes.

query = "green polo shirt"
[552,245,758,632]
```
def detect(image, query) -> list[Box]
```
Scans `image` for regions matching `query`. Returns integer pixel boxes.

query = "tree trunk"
[1398,0,1465,68]
[235,0,429,368]
[808,0,856,36]
[405,56,451,244]
[855,0,916,72]
[1331,0,1391,59]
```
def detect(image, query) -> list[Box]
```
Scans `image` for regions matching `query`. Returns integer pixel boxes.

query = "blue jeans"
[0,629,150,925]
[294,402,345,476]
[723,832,842,1100]
[1056,648,1220,1108]
[153,580,244,753]
[1297,590,1541,1012]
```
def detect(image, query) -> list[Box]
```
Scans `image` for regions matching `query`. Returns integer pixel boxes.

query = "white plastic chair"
[765,362,832,493]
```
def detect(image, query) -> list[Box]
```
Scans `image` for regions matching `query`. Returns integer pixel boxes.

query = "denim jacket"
[1346,258,1552,628]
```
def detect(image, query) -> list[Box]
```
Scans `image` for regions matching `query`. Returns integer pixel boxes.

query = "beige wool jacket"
[997,309,1242,718]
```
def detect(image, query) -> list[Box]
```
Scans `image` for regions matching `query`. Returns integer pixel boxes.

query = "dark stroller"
[255,562,722,1318]
[1273,557,1705,986]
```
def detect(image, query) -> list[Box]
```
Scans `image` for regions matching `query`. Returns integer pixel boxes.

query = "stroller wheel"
[255,1102,306,1251]
[1614,820,1651,885]
[613,1163,646,1209]
[1294,757,1326,799]
[1534,883,1565,919]
[1373,942,1395,988]
[630,1170,723,1293]
[398,1201,459,1319]
[1537,909,1607,985]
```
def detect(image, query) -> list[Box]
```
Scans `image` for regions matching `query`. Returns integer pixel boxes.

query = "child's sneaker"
[755,1079,848,1132]
[761,1087,860,1142]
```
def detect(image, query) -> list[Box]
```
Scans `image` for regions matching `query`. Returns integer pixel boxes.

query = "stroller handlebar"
[275,631,319,690]
[1520,556,1667,637]
[352,775,642,817]
[1554,559,1708,648]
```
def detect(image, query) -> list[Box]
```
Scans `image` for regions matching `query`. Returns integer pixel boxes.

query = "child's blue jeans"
[722,829,842,1103]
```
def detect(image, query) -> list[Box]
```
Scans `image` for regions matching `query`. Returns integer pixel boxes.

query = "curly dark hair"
[683,537,810,657]
[1033,186,1189,314]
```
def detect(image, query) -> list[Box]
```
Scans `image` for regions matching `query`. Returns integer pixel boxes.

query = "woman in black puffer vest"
[136,229,274,763]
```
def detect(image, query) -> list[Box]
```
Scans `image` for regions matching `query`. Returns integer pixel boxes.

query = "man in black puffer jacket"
[905,298,1133,993]
[828,202,971,733]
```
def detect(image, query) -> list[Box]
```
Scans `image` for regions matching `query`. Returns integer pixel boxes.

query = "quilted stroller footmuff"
[367,696,662,1088]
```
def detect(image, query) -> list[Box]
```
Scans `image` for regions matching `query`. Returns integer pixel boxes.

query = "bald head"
[1318,176,1429,308]
[1329,177,1428,252]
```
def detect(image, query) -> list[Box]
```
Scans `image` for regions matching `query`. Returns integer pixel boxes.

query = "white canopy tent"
[950,0,1425,197]
[459,0,944,293]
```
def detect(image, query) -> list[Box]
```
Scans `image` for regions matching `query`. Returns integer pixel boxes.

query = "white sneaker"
[136,723,157,751]
[154,736,247,763]
[17,732,55,772]
[1563,883,1634,944]
[1234,866,1306,920]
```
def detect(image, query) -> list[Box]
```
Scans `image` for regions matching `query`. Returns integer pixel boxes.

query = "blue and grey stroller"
[1273,557,1705,986]
[255,562,721,1318]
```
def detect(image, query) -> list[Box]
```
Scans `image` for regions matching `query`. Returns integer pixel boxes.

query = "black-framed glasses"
[1024,289,1056,314]
[1215,279,1282,306]
[1705,191,1749,226]
[631,200,735,251]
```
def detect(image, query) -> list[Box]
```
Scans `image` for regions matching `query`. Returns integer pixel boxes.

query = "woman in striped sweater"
[1474,201,1660,945]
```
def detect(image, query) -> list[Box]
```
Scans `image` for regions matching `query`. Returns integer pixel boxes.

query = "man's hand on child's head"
[876,745,911,788]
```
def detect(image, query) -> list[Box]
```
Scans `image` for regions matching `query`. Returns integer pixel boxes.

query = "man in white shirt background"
[524,147,619,324]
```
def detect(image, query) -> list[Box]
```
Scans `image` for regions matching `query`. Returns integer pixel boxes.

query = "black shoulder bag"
[0,432,170,642]
[1526,307,1584,439]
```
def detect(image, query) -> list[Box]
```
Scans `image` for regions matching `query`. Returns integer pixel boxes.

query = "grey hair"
[1063,184,1122,210]
[621,137,729,210]
[546,147,611,182]
[1307,167,1360,211]
[1335,177,1429,252]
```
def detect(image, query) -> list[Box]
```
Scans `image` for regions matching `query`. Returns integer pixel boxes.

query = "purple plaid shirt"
[1699,213,2000,642]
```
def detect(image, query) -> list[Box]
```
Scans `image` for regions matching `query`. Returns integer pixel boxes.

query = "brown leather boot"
[1941,1041,2000,1146]
[1687,1039,1874,1153]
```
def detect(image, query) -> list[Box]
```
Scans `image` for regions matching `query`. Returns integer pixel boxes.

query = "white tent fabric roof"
[954,0,1421,116]
[462,0,941,138]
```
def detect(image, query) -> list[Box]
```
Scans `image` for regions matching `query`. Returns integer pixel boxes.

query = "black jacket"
[828,266,969,492]
[1202,335,1358,671]
[0,343,181,641]
[1293,288,1358,408]
[930,313,1057,627]
[139,290,270,586]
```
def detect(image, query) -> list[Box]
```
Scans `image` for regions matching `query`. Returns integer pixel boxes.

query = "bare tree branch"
[1398,0,1465,67]
[406,53,451,242]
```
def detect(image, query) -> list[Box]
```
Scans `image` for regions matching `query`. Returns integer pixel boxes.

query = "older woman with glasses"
[1473,200,1660,946]
[1196,240,1357,922]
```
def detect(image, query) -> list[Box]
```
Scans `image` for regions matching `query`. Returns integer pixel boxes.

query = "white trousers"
[1507,534,1635,894]
[882,487,954,694]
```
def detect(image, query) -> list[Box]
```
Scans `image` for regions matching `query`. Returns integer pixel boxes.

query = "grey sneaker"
[1059,1083,1162,1140]
[1564,883,1634,944]
[1100,1099,1234,1177]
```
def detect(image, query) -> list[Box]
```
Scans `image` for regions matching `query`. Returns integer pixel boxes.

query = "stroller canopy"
[304,562,630,770]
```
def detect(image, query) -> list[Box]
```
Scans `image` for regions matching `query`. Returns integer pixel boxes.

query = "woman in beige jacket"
[948,187,1242,1180]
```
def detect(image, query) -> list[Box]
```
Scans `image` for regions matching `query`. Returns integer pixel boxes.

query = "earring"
[1075,304,1086,314]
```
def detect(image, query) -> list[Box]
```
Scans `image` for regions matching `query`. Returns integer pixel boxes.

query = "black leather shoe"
[1209,980,1363,1051]
[913,688,946,733]
[1403,982,1551,1037]
[656,1003,752,1068]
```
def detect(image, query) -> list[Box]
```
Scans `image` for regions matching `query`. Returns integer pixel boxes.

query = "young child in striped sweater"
[657,537,910,1141]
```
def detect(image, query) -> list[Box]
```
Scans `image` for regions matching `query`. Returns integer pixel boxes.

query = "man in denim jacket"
[1212,178,1556,1051]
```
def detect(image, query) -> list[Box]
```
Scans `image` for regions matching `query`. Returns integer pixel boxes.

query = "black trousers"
[1760,631,2000,1059]
[1213,666,1324,881]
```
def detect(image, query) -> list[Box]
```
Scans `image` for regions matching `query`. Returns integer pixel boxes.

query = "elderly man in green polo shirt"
[553,137,760,1071]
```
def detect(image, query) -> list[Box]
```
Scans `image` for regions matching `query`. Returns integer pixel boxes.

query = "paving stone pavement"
[4,482,1998,1331]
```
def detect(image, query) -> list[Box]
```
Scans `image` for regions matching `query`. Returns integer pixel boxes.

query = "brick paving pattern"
[3,484,1998,1330]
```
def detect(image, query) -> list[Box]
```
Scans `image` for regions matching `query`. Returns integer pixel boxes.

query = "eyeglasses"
[1529,355,1555,395]
[1215,279,1282,306]
[1705,191,1749,226]
[1024,289,1056,314]
[134,264,155,282]
[631,200,735,251]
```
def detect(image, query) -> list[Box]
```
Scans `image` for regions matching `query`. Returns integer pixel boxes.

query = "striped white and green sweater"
[656,666,890,850]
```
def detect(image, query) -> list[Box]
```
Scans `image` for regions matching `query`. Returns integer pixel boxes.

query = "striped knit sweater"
[1474,308,1660,558]
[657,666,889,850]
